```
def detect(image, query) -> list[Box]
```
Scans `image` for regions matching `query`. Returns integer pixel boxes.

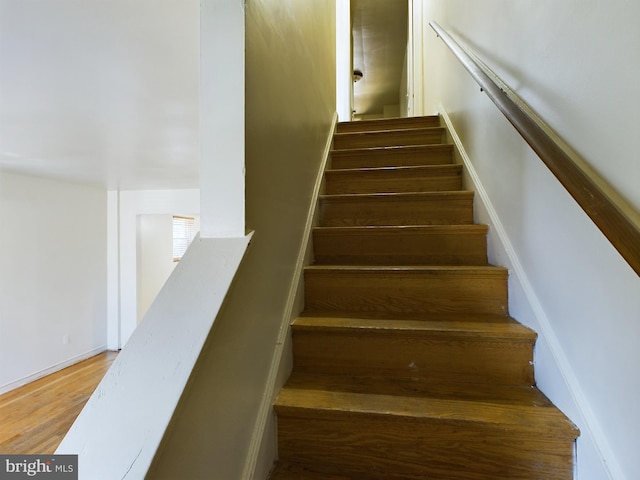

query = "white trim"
[106,190,121,351]
[439,105,621,480]
[408,0,424,117]
[335,0,352,122]
[0,346,109,395]
[199,0,246,238]
[242,112,339,480]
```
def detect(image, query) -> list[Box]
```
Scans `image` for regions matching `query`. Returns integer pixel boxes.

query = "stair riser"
[333,128,445,150]
[313,228,488,265]
[336,116,440,133]
[292,330,534,385]
[331,145,454,169]
[276,415,574,480]
[319,194,474,227]
[324,167,462,194]
[304,269,508,317]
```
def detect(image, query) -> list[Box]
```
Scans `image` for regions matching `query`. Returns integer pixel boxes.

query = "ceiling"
[0,0,407,190]
[351,0,408,117]
[0,0,200,190]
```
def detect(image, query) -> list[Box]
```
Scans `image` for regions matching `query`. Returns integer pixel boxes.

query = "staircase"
[269,116,579,479]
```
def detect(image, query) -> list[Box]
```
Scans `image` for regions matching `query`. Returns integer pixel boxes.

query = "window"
[173,216,196,261]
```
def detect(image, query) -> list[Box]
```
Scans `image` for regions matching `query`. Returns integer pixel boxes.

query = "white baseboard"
[0,345,109,396]
[439,105,620,480]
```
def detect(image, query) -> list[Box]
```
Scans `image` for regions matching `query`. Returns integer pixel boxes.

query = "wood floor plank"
[0,351,117,454]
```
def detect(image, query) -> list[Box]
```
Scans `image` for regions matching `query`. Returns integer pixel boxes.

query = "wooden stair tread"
[333,127,446,150]
[324,164,462,194]
[304,265,508,317]
[299,311,514,322]
[319,190,472,201]
[269,463,354,480]
[292,315,536,339]
[336,115,440,133]
[312,224,489,256]
[332,138,446,150]
[313,224,488,234]
[275,388,579,439]
[305,264,507,274]
[326,164,461,175]
[284,372,552,407]
[333,126,445,138]
[331,144,452,155]
[291,314,534,385]
[301,311,513,322]
[330,144,455,169]
[312,224,488,265]
[318,191,475,227]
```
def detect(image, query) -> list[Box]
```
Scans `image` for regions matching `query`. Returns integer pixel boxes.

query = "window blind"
[173,216,196,261]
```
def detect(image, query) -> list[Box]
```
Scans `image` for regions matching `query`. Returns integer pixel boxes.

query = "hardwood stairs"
[269,116,579,479]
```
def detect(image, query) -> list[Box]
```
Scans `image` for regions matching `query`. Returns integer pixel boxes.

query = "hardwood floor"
[0,351,117,454]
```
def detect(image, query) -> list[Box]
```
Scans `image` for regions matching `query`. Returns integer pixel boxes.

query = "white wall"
[0,171,107,393]
[419,1,640,479]
[137,215,174,323]
[136,214,201,323]
[108,189,199,349]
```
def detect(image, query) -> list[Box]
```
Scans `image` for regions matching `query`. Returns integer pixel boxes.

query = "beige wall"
[147,1,336,478]
[419,1,640,479]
